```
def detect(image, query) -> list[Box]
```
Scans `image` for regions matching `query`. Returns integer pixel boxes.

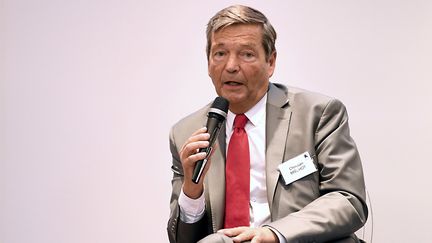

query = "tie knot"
[233,114,248,129]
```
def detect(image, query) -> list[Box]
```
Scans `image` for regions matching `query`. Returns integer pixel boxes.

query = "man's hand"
[179,127,211,199]
[218,227,279,243]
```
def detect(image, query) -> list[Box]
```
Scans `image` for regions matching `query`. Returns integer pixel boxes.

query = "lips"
[224,81,243,86]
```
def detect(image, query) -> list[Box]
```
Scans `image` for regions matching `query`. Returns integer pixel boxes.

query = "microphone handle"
[191,115,224,184]
[191,147,212,184]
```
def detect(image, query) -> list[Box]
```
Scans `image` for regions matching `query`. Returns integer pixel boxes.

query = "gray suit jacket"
[167,83,368,243]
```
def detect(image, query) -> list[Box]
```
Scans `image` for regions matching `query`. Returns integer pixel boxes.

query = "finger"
[189,126,207,137]
[187,151,207,162]
[181,140,209,157]
[189,127,209,142]
[183,127,208,144]
[180,127,210,155]
[232,228,256,243]
[218,226,249,237]
[250,227,276,243]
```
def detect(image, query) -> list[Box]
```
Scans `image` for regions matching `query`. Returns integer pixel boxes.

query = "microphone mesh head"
[211,97,229,113]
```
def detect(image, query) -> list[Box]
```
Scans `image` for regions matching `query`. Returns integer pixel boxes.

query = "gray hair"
[206,5,277,61]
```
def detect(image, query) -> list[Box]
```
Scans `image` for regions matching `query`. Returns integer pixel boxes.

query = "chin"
[226,98,248,110]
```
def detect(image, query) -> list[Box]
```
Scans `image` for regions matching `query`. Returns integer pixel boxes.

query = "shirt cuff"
[264,225,287,243]
[178,187,206,223]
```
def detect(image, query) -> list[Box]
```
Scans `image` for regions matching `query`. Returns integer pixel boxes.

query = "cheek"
[208,65,222,82]
[244,67,262,84]
[246,68,269,92]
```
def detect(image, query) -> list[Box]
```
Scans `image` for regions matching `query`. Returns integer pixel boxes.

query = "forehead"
[211,24,263,48]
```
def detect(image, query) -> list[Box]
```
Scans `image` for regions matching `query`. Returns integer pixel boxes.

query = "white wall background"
[1,0,431,242]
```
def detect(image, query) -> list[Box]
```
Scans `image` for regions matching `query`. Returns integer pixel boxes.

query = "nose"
[225,55,240,73]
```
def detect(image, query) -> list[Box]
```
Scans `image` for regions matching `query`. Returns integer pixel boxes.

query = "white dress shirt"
[178,94,286,242]
[224,94,269,227]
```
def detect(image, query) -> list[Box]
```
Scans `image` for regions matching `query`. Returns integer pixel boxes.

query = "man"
[168,5,368,243]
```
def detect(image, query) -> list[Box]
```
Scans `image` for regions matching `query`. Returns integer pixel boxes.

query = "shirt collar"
[226,93,267,130]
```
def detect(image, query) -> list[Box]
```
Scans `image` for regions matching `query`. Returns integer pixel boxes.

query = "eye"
[212,50,227,61]
[240,51,256,61]
[214,51,226,57]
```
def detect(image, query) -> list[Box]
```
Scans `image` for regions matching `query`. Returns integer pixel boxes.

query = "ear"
[267,51,277,77]
[207,55,213,77]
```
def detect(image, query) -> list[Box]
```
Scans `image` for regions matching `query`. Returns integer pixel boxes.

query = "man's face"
[208,24,276,114]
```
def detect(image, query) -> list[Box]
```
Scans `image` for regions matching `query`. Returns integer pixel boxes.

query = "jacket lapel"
[205,124,226,232]
[205,83,291,231]
[265,83,292,207]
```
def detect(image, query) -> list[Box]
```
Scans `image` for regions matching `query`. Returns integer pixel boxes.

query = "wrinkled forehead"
[210,24,264,46]
[211,26,262,48]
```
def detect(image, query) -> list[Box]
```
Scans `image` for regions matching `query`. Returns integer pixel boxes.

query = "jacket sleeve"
[268,99,368,243]
[167,127,212,243]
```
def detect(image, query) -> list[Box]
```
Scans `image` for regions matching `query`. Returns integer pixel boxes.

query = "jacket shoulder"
[172,103,210,131]
[287,86,333,103]
[286,85,345,111]
[170,102,212,150]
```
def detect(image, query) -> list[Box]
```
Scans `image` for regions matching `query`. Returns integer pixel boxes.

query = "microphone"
[192,97,229,184]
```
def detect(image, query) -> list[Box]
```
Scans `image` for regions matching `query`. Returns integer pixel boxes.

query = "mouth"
[224,81,243,86]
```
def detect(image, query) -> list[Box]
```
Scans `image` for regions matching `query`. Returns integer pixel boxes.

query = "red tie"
[224,114,250,228]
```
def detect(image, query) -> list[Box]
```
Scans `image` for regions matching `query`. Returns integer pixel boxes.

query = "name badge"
[278,152,317,185]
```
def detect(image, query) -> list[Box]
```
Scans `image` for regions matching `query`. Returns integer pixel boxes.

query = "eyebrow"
[212,42,258,49]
